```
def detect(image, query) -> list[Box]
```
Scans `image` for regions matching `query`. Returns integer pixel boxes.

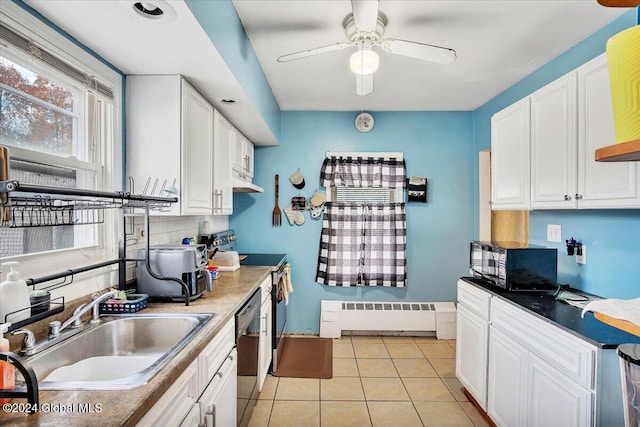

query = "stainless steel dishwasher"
[235,288,261,426]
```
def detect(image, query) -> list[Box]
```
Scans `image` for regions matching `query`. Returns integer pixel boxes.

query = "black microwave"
[469,241,558,292]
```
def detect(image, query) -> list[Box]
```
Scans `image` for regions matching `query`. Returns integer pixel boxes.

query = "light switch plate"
[547,224,562,243]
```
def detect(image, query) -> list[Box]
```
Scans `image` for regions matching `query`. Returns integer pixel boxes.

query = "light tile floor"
[247,335,491,427]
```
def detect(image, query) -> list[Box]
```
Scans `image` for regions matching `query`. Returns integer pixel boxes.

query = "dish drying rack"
[0,179,185,332]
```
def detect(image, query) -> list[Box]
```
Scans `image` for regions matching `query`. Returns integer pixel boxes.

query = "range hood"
[232,178,264,193]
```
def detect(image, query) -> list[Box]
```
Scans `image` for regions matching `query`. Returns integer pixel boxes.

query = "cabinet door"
[245,139,254,178]
[200,349,238,427]
[577,54,640,208]
[233,134,254,179]
[491,97,531,210]
[530,73,578,209]
[487,327,528,427]
[258,297,273,392]
[179,403,200,427]
[213,110,233,215]
[126,75,182,216]
[456,303,489,409]
[138,360,199,427]
[527,354,592,427]
[232,128,244,173]
[181,79,213,215]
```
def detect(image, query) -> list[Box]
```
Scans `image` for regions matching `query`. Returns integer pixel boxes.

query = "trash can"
[618,344,640,427]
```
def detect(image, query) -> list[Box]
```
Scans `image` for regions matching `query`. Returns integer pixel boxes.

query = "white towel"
[581,297,640,325]
[283,263,293,305]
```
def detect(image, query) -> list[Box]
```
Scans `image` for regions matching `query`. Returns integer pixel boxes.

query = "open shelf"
[595,139,640,162]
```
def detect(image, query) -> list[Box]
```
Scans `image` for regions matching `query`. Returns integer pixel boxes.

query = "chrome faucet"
[13,289,120,356]
[51,290,120,337]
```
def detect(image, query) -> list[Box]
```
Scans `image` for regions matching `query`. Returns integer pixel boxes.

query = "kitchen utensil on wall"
[291,196,306,210]
[272,174,281,226]
[284,206,305,226]
[310,190,326,207]
[289,168,305,189]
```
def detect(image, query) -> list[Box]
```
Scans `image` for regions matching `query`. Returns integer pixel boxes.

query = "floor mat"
[274,336,333,379]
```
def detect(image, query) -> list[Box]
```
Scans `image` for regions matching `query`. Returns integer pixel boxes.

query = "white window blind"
[330,186,399,203]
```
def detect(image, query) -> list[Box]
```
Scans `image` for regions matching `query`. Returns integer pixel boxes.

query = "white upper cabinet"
[530,73,578,209]
[233,133,255,180]
[493,54,640,211]
[181,80,214,214]
[213,110,234,215]
[491,97,531,210]
[126,75,213,216]
[576,55,640,208]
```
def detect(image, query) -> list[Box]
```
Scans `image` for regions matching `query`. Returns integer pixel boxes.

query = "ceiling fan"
[276,0,457,96]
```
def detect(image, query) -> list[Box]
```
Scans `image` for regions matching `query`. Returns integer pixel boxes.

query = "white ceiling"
[22,0,279,145]
[233,0,629,111]
[19,0,630,142]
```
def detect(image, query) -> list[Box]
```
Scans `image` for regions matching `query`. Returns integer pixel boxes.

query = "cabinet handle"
[216,371,223,378]
[575,193,583,200]
[563,194,572,201]
[229,354,234,361]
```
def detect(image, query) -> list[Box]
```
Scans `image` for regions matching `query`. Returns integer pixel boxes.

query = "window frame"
[1,2,123,279]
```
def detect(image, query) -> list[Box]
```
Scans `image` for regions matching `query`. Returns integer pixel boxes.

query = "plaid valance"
[320,157,406,190]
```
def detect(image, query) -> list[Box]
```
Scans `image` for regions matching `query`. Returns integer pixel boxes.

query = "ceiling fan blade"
[351,0,379,33]
[356,73,373,96]
[380,39,457,65]
[277,42,353,63]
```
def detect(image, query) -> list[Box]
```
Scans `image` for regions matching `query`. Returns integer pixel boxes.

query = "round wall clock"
[355,112,375,133]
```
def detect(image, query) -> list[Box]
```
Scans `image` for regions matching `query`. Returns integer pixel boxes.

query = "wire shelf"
[1,180,177,228]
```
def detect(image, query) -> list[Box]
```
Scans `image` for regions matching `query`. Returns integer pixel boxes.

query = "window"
[316,154,407,287]
[0,4,121,263]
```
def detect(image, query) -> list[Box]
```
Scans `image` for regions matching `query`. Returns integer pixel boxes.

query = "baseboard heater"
[319,300,456,340]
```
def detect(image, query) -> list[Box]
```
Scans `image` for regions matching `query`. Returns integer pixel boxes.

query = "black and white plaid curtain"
[316,156,407,287]
[320,157,406,191]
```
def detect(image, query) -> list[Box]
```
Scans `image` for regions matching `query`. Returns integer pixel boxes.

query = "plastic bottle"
[0,262,30,323]
[0,322,15,404]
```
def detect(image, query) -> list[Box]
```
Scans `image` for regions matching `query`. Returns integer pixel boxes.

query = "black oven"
[235,288,260,424]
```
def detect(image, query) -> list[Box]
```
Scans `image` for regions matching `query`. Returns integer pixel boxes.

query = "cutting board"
[594,312,640,337]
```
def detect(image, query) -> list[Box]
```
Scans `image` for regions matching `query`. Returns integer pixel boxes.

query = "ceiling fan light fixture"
[350,45,379,75]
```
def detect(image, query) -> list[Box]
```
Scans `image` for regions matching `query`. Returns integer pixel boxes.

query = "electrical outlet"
[576,245,586,265]
[547,224,562,243]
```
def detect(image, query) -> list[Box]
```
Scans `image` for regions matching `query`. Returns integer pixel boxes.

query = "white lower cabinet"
[198,348,238,427]
[180,404,201,427]
[456,302,489,409]
[137,318,237,427]
[487,327,528,427]
[137,361,200,426]
[527,353,592,427]
[258,297,272,392]
[456,280,623,427]
[488,298,595,427]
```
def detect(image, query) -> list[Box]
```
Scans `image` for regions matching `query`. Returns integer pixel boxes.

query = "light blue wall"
[230,111,474,333]
[185,0,281,142]
[472,10,640,298]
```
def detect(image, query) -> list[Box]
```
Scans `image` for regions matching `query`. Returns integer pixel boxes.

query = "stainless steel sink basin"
[20,313,213,390]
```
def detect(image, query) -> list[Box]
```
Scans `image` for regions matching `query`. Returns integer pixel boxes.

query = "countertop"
[461,276,640,349]
[0,266,272,427]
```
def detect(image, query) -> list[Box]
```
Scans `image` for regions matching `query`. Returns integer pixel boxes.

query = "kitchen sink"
[19,313,213,390]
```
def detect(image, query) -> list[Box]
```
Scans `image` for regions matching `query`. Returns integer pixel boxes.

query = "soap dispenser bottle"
[0,322,15,404]
[0,262,30,323]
